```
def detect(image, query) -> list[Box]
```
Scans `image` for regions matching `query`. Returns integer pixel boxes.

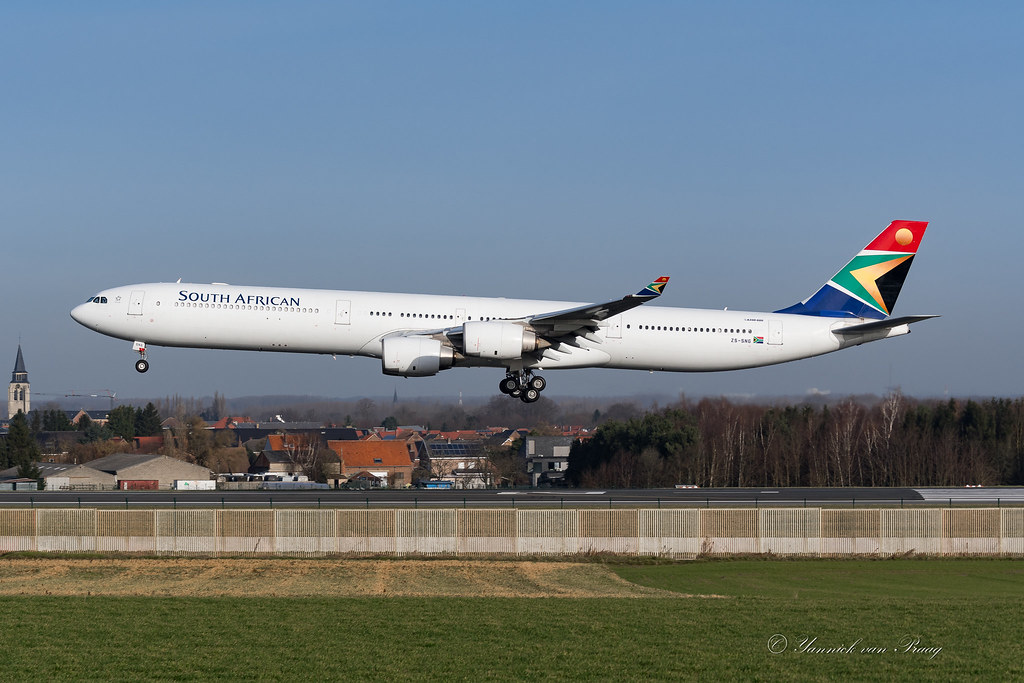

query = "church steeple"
[12,345,27,383]
[8,345,29,419]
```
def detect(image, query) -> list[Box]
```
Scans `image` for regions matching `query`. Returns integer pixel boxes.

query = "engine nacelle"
[381,336,454,377]
[462,321,538,360]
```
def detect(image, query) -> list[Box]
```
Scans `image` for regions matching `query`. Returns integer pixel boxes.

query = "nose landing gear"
[133,341,149,373]
[498,371,546,403]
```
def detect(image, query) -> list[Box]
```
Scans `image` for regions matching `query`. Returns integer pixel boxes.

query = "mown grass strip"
[0,559,1019,680]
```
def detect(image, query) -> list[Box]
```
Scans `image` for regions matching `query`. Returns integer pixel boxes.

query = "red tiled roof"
[210,416,255,429]
[328,441,413,468]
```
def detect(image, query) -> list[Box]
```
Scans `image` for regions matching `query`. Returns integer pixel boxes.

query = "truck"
[173,480,217,491]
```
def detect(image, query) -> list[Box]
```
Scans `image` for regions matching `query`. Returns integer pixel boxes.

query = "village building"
[0,462,115,490]
[327,440,415,488]
[420,439,493,489]
[522,436,575,487]
[84,453,213,489]
[7,345,29,420]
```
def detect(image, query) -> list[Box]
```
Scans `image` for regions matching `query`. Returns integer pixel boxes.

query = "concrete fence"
[1,507,1022,557]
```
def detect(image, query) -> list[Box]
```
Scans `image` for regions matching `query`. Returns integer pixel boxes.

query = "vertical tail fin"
[775,220,928,319]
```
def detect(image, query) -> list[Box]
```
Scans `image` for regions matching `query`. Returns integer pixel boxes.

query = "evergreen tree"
[107,405,137,441]
[135,403,163,436]
[16,459,40,482]
[79,420,112,444]
[6,411,40,475]
[42,409,74,431]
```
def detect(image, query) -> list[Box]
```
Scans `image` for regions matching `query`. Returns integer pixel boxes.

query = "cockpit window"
[87,296,108,304]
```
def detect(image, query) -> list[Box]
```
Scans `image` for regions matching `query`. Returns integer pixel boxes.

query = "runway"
[2,487,1023,507]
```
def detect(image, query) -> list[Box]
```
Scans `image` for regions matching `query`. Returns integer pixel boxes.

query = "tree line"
[567,393,1024,488]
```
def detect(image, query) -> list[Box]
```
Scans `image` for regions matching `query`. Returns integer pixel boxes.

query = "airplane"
[70,220,936,402]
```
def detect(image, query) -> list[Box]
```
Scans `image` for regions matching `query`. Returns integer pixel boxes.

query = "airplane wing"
[832,315,939,335]
[427,277,668,357]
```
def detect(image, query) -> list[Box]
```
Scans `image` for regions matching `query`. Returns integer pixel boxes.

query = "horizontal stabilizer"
[833,315,939,335]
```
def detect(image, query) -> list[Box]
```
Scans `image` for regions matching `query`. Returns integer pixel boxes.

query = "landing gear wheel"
[135,359,150,373]
[499,377,519,394]
[521,388,541,403]
[509,388,522,398]
[528,375,546,392]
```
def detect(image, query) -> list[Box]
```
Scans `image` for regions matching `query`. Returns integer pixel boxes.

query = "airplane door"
[606,317,622,339]
[456,308,466,323]
[768,319,783,345]
[128,290,145,316]
[335,300,351,325]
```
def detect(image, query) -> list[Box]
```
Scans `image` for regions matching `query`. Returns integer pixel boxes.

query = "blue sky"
[3,2,1022,404]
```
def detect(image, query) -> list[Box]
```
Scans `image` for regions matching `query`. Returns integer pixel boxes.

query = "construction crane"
[64,390,118,411]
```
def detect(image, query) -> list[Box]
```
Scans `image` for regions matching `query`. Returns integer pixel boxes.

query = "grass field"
[0,557,1020,680]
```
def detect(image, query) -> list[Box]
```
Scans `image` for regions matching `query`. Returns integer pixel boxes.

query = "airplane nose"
[70,303,88,325]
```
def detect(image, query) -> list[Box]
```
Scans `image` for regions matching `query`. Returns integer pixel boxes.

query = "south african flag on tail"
[774,220,928,320]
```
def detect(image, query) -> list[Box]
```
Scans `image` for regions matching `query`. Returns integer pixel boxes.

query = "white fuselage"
[70,282,906,375]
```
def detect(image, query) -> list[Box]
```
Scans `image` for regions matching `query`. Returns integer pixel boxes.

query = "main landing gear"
[498,371,547,403]
[133,341,149,373]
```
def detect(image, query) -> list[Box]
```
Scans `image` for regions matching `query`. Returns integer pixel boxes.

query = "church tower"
[8,345,29,419]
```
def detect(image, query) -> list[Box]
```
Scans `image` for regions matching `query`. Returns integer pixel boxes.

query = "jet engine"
[462,321,539,360]
[381,336,454,377]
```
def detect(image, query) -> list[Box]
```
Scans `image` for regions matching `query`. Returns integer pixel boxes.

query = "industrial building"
[74,453,213,490]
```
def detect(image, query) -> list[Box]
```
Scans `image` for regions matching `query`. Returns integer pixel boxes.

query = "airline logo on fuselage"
[178,290,301,307]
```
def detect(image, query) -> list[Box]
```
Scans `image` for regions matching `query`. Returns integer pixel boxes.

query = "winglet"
[635,276,670,298]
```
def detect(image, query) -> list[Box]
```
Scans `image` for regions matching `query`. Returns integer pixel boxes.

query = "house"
[346,470,384,488]
[486,428,530,448]
[251,451,303,477]
[327,440,415,488]
[420,439,492,489]
[208,416,257,430]
[521,436,575,487]
[69,409,110,427]
[229,426,361,449]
